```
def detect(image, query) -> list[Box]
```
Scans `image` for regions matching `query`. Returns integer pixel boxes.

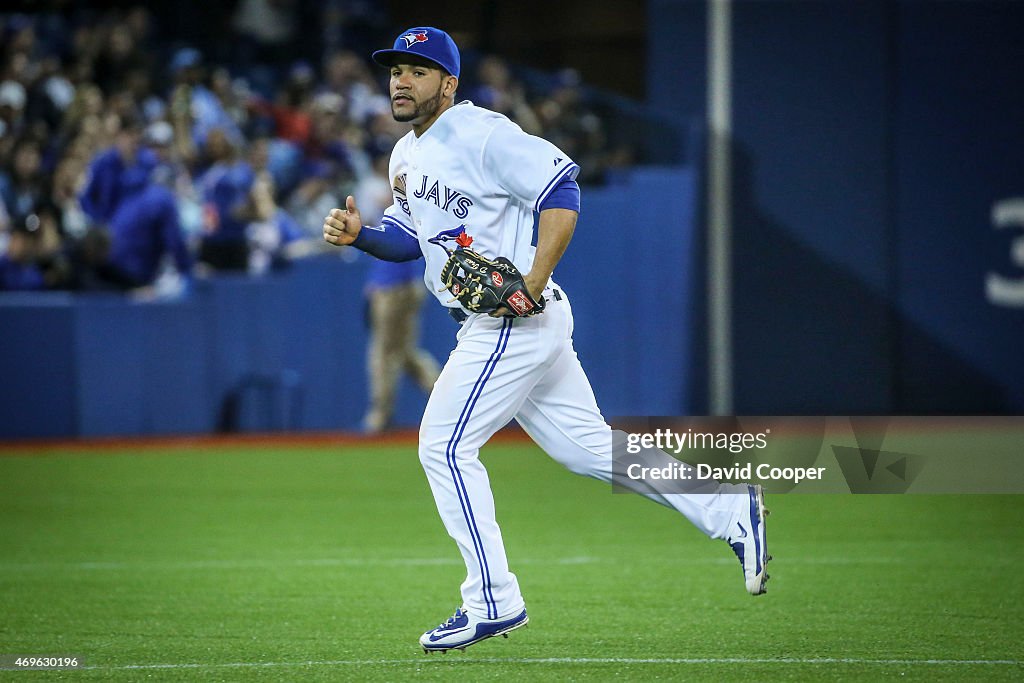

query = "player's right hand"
[323,195,362,246]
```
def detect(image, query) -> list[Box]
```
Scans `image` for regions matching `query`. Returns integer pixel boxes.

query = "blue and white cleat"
[420,606,529,653]
[727,484,771,595]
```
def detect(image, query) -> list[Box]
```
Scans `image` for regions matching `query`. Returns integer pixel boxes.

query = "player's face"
[389,63,453,125]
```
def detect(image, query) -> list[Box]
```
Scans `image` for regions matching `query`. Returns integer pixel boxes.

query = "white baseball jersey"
[380,101,579,307]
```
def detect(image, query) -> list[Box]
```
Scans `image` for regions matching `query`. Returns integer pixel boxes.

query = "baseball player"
[323,27,770,653]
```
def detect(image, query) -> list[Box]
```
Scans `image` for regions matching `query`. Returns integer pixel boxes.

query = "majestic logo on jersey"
[400,31,429,48]
[413,175,474,219]
[491,271,503,287]
[393,173,410,215]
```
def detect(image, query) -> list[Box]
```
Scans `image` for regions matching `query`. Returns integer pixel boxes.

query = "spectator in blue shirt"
[0,218,46,291]
[104,174,192,288]
[78,117,192,289]
[195,127,255,271]
[0,136,47,223]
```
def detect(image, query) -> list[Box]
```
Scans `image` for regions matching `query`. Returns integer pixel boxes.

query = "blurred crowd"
[0,4,635,295]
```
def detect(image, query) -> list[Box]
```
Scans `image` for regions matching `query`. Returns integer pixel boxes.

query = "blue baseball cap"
[372,27,460,78]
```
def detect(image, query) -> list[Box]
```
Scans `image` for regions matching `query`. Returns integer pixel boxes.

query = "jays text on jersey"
[379,100,579,308]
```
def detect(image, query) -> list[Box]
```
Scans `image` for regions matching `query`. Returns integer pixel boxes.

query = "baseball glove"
[438,235,545,317]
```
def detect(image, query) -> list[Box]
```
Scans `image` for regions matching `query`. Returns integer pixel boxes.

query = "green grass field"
[1,439,1022,681]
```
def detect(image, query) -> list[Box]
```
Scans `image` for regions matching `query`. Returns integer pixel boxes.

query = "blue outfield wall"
[0,167,699,439]
[649,0,1024,414]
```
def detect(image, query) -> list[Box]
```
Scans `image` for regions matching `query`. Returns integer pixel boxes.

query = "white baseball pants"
[418,289,742,620]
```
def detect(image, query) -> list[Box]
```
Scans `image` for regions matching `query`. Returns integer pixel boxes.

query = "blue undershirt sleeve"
[537,177,581,213]
[351,221,423,262]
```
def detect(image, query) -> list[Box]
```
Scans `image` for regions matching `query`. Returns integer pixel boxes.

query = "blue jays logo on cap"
[401,31,429,48]
[372,26,461,79]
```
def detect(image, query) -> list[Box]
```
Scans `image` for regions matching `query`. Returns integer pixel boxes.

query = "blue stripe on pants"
[444,318,512,619]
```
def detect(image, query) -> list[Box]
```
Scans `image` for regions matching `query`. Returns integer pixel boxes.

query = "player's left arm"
[526,170,581,293]
[526,207,576,296]
[522,168,582,298]
[490,207,576,317]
